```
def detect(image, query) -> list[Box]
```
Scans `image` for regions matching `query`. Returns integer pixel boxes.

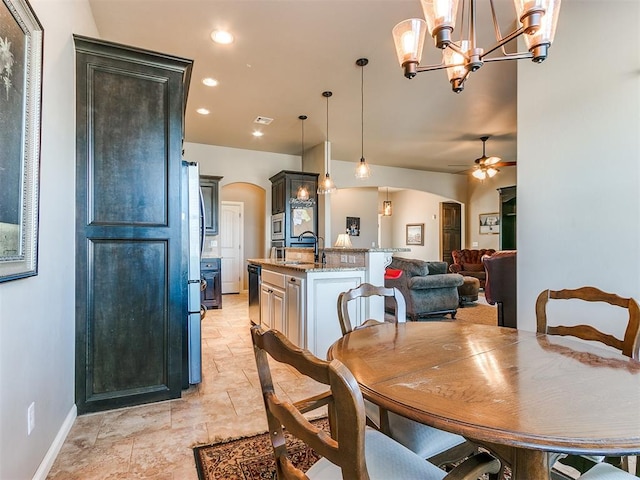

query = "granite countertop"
[247,258,365,273]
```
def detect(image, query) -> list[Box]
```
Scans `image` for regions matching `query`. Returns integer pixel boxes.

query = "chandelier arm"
[481,26,527,58]
[414,61,453,73]
[482,52,533,63]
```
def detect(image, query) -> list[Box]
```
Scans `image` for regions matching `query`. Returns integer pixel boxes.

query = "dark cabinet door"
[201,176,222,235]
[74,36,192,413]
[201,259,221,309]
[271,177,286,214]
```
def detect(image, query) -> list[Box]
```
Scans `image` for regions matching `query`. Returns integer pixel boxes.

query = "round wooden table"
[328,322,640,479]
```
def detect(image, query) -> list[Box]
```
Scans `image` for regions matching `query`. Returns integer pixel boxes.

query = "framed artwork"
[479,213,500,235]
[0,0,43,282]
[406,223,424,246]
[346,216,360,236]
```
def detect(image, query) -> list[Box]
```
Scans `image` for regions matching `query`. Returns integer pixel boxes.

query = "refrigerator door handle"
[199,187,206,256]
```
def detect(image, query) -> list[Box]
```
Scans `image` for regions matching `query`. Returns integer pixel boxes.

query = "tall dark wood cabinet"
[74,35,193,413]
[498,186,517,250]
[269,171,319,247]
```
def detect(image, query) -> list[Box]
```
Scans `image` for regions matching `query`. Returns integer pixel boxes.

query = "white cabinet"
[285,274,305,347]
[260,270,286,333]
[258,265,366,358]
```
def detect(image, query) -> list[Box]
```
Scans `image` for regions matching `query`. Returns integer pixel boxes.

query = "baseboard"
[32,404,77,480]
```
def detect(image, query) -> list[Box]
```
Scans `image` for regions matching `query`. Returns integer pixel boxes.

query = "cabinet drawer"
[262,269,286,289]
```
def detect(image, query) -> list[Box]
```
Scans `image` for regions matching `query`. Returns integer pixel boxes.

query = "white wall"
[330,188,379,249]
[467,166,517,250]
[517,1,640,333]
[0,1,98,478]
[386,189,455,261]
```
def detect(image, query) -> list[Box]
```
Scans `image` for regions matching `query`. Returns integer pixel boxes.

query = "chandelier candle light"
[392,0,561,93]
[317,91,337,194]
[354,58,371,179]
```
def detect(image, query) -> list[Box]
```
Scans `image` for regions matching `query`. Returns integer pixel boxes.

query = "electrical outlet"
[348,255,356,264]
[472,241,479,247]
[340,255,347,263]
[27,402,35,435]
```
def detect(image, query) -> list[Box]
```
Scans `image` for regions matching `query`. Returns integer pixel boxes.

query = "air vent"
[254,116,273,125]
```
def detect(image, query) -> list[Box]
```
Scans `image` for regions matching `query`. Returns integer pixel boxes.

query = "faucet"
[298,230,324,263]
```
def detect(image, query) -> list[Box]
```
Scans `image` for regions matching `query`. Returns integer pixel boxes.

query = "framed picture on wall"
[346,217,360,236]
[406,223,424,246]
[0,0,43,283]
[479,213,500,235]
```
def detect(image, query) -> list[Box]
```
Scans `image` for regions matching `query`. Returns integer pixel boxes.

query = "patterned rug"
[193,418,327,480]
[194,416,511,480]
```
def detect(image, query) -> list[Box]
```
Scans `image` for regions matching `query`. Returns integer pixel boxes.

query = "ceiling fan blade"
[494,161,516,167]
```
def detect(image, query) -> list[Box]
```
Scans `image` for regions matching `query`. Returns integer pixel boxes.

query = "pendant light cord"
[361,64,364,159]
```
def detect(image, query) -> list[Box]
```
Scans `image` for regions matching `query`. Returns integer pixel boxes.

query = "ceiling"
[88,0,521,175]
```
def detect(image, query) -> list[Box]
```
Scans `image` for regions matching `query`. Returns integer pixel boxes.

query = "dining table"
[327,321,640,479]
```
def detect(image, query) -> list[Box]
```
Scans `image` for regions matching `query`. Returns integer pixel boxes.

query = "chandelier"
[392,0,561,93]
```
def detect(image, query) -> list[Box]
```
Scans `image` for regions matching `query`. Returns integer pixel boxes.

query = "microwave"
[271,213,285,240]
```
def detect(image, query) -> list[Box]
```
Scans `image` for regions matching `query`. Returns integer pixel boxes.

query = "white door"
[221,201,243,293]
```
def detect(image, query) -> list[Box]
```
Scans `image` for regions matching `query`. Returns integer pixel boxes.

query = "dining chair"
[337,283,478,469]
[536,286,640,477]
[250,324,501,480]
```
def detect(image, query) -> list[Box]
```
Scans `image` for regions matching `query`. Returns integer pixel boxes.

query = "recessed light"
[196,108,210,115]
[202,78,218,87]
[211,30,234,45]
[252,131,264,137]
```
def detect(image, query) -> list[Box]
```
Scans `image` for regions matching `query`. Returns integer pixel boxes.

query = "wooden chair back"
[337,283,406,336]
[250,325,369,479]
[535,286,640,359]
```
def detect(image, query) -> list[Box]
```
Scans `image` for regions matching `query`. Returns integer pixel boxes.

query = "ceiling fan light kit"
[392,0,561,93]
[470,136,516,180]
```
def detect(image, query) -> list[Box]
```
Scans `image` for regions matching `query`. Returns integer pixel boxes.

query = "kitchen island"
[248,247,408,358]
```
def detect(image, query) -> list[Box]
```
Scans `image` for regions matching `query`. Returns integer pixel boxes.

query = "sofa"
[448,249,496,288]
[384,257,464,320]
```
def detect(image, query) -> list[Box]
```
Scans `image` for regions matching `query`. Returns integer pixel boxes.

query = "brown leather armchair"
[482,250,517,328]
[449,249,495,288]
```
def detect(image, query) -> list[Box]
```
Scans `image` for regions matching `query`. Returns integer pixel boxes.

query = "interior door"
[441,202,461,267]
[221,201,243,293]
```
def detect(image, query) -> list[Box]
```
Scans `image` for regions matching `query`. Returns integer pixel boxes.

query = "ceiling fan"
[468,136,516,180]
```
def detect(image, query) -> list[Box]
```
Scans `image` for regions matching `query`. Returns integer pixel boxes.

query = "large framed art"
[0,0,43,282]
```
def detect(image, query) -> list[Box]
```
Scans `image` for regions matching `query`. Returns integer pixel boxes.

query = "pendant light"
[317,91,336,194]
[354,58,371,179]
[296,115,310,201]
[382,187,392,216]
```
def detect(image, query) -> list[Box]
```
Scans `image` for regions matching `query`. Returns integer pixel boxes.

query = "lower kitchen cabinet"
[260,269,285,331]
[201,258,222,309]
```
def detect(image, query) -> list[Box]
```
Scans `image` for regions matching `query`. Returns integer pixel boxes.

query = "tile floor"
[47,291,326,479]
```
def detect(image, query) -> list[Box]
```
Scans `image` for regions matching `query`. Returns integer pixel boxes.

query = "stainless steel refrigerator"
[183,161,205,386]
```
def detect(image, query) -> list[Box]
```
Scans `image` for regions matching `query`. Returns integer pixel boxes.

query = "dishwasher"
[248,263,261,325]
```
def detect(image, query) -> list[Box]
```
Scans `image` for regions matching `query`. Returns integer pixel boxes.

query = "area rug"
[194,416,511,480]
[452,302,498,326]
[193,418,328,480]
